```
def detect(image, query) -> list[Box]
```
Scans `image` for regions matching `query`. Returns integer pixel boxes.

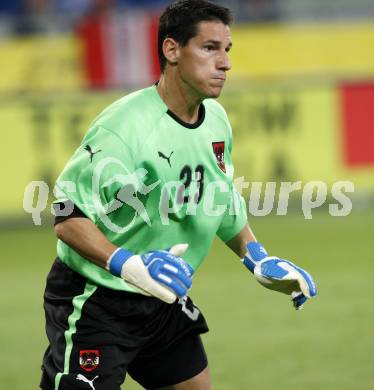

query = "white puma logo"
[76,374,99,390]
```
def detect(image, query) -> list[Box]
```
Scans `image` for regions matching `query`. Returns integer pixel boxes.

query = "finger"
[294,266,317,298]
[122,257,177,303]
[292,292,308,310]
[163,255,194,277]
[162,263,192,289]
[155,273,187,297]
[271,261,314,298]
[169,243,189,257]
[148,281,178,303]
[279,262,315,298]
[276,261,317,298]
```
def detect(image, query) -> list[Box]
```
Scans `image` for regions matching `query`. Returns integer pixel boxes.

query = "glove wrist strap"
[107,248,134,277]
[242,242,268,273]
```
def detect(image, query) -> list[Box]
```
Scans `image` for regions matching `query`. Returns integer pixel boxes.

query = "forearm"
[54,217,193,304]
[54,218,117,269]
[225,223,257,258]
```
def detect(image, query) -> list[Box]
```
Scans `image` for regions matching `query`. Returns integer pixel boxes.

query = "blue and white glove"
[242,242,317,310]
[107,244,193,304]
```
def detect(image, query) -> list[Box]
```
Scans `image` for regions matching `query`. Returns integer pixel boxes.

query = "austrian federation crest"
[79,350,100,372]
[212,141,226,173]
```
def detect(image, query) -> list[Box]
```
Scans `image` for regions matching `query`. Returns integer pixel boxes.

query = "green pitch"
[0,211,372,389]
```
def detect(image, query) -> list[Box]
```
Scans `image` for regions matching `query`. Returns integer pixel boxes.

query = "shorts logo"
[212,141,226,173]
[76,374,99,390]
[79,350,99,372]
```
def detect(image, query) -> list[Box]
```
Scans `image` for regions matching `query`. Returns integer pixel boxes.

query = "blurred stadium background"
[0,0,373,389]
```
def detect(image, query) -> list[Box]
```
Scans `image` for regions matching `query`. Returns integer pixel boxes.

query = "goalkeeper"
[40,1,316,390]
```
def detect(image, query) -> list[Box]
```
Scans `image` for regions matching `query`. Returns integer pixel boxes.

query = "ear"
[162,37,180,67]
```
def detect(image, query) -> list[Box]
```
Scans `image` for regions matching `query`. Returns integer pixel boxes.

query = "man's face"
[177,21,232,99]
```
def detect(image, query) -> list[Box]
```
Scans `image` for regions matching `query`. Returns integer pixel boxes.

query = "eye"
[203,45,215,52]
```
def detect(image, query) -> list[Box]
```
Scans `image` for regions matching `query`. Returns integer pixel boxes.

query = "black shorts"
[40,259,209,390]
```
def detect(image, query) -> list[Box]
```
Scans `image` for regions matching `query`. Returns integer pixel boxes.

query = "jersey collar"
[166,104,205,129]
[152,83,206,129]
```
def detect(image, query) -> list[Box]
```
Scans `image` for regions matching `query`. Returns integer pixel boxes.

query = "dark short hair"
[158,0,233,72]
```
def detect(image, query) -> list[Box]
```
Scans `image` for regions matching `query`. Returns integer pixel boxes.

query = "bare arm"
[54,218,117,269]
[225,223,257,258]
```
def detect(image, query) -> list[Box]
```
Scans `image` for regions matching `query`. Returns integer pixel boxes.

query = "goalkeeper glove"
[107,243,193,304]
[242,242,317,310]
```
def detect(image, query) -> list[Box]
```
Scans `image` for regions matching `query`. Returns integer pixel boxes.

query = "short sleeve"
[54,126,137,223]
[216,186,247,242]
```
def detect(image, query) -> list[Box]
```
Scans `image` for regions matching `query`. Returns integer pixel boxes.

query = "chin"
[211,90,223,99]
[204,87,223,99]
[195,81,224,99]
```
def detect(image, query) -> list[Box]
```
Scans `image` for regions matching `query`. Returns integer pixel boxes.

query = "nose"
[218,51,231,72]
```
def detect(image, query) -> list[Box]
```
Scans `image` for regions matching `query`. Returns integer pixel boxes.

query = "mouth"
[212,77,226,84]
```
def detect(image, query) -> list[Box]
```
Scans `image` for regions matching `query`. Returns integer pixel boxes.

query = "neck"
[157,70,203,124]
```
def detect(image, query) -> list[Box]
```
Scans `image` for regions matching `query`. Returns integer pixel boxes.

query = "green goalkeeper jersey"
[55,85,247,292]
